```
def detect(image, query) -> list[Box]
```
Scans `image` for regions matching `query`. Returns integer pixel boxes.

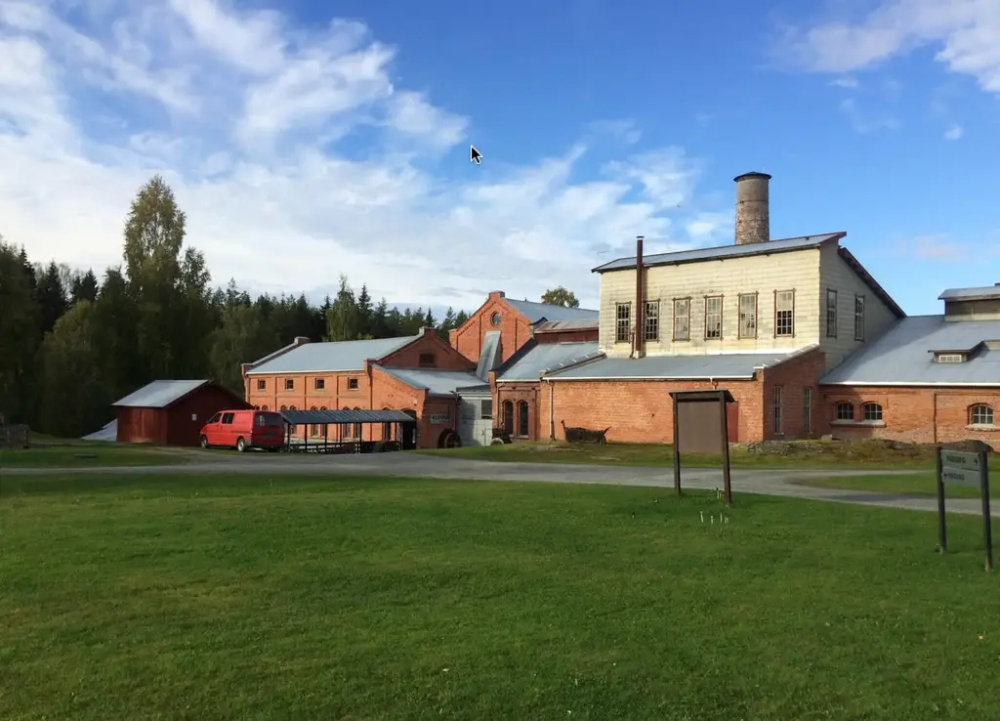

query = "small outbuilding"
[113,380,249,446]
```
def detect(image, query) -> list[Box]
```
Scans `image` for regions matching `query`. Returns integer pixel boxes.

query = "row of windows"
[258,377,361,392]
[616,290,797,344]
[824,290,867,341]
[835,401,995,426]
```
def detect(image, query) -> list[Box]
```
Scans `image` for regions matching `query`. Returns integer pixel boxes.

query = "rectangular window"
[704,296,723,339]
[347,377,359,390]
[643,301,659,341]
[615,303,631,343]
[284,379,294,391]
[854,295,865,341]
[825,289,838,338]
[419,353,436,368]
[772,386,783,434]
[256,379,266,391]
[673,298,691,341]
[802,387,812,434]
[481,399,493,420]
[314,378,325,390]
[738,293,757,339]
[775,290,795,337]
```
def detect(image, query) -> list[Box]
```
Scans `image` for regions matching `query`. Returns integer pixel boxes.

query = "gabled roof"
[821,316,1000,386]
[378,367,484,396]
[939,286,1000,301]
[546,352,797,380]
[592,233,845,273]
[113,380,211,408]
[504,298,599,324]
[497,342,603,381]
[246,335,420,374]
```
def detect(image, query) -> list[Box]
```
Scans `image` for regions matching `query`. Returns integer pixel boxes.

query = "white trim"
[822,381,1000,387]
[542,374,756,382]
[831,419,886,428]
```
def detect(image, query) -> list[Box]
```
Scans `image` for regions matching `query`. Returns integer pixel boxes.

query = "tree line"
[0,176,475,439]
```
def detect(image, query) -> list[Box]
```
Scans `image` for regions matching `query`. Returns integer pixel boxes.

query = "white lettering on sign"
[941,450,981,472]
[429,414,452,425]
[941,467,980,488]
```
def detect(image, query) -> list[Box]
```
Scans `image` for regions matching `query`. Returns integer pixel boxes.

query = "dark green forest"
[0,176,473,439]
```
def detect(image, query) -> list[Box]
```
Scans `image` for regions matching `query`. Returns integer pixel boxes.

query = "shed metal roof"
[591,233,844,273]
[939,286,1000,301]
[281,409,416,425]
[498,342,603,381]
[246,335,419,374]
[504,298,599,324]
[378,367,484,396]
[475,330,502,381]
[533,318,599,333]
[821,316,1000,385]
[112,380,211,408]
[546,352,795,380]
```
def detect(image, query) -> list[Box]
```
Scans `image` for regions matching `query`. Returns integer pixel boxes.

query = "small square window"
[284,379,294,391]
[256,379,266,391]
[347,377,359,390]
[419,353,436,368]
[314,378,325,390]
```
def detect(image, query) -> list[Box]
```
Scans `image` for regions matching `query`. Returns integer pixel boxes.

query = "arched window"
[970,404,994,426]
[280,405,287,411]
[262,405,269,411]
[862,403,883,422]
[517,401,529,437]
[835,402,854,421]
[502,401,514,433]
[290,405,297,411]
[253,404,260,410]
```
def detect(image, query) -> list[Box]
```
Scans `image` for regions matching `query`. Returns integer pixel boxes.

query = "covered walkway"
[279,409,418,453]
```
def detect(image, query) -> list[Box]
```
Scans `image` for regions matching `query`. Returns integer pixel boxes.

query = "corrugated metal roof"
[533,319,599,333]
[112,380,209,408]
[821,316,1000,385]
[378,368,484,396]
[498,342,603,381]
[82,419,117,442]
[547,352,795,380]
[281,409,415,425]
[592,233,844,273]
[504,298,599,323]
[246,335,419,374]
[476,330,502,381]
[939,286,1000,301]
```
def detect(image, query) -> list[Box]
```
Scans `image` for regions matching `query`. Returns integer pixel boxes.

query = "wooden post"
[980,449,993,572]
[720,391,732,506]
[936,447,947,553]
[672,392,681,495]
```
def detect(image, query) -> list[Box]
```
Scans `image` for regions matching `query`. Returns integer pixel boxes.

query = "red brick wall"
[819,386,1000,449]
[534,329,599,344]
[760,347,827,440]
[449,292,533,363]
[381,329,475,371]
[495,383,543,439]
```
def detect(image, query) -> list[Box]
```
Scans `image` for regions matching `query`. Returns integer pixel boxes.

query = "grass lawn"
[0,443,193,468]
[2,473,998,720]
[423,439,1000,472]
[795,471,996,500]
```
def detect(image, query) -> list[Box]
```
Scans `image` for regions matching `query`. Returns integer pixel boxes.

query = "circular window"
[491,311,502,326]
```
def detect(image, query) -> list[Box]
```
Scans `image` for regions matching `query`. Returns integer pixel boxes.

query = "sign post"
[936,447,993,571]
[669,390,734,505]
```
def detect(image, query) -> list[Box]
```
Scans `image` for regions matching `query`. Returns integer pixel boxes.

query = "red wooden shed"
[112,380,249,446]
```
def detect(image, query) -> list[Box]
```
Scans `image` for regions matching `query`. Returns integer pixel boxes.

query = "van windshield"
[255,412,284,428]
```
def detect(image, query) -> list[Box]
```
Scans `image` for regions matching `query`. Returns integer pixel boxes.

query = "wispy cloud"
[829,76,859,89]
[0,0,723,308]
[776,0,1000,96]
[839,98,900,134]
[890,235,970,261]
[944,123,964,140]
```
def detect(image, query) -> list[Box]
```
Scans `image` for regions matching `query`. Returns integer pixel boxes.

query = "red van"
[200,409,285,452]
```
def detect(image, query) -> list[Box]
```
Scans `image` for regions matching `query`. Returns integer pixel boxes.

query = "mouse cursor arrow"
[470,145,482,164]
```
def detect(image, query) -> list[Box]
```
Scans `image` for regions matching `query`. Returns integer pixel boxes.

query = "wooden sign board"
[941,450,981,472]
[941,466,980,487]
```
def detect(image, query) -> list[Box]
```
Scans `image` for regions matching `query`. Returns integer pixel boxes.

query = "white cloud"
[0,0,722,309]
[944,123,964,139]
[778,0,1000,95]
[829,76,859,88]
[839,98,900,133]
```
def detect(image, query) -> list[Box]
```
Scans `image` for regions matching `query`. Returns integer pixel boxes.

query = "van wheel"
[236,437,246,452]
[200,435,209,449]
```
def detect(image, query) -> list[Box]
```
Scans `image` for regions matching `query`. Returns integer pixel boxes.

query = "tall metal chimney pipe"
[634,235,644,358]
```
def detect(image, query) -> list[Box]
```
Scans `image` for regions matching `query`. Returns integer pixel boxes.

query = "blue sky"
[1,0,998,316]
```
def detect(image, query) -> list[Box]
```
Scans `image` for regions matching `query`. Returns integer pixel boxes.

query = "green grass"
[2,473,999,720]
[0,443,192,468]
[423,439,1000,471]
[795,471,997,500]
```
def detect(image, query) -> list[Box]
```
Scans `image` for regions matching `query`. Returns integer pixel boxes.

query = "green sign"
[941,450,981,472]
[941,467,979,487]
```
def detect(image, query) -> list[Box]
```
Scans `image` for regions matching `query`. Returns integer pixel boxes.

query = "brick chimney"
[489,290,506,300]
[734,172,771,245]
[633,235,645,358]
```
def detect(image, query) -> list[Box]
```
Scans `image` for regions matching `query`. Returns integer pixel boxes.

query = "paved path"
[3,452,993,518]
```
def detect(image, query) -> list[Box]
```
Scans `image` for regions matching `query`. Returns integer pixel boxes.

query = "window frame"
[825,289,838,338]
[481,399,493,420]
[835,402,854,421]
[314,378,325,390]
[970,404,995,426]
[418,353,436,368]
[256,379,266,391]
[738,292,758,339]
[516,400,530,437]
[704,295,723,340]
[772,385,784,434]
[221,412,235,425]
[347,377,359,391]
[502,400,514,433]
[672,297,691,342]
[862,402,883,422]
[615,302,632,344]
[284,378,294,391]
[774,289,795,338]
[854,294,866,342]
[643,300,660,342]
